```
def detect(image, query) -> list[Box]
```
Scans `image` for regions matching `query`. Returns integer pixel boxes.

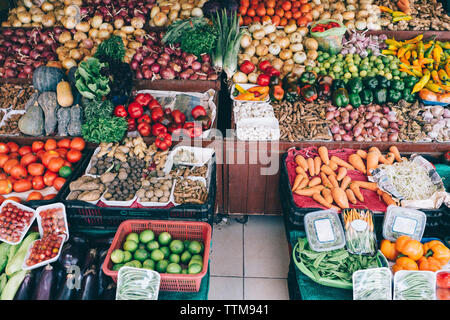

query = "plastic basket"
[102,219,212,292]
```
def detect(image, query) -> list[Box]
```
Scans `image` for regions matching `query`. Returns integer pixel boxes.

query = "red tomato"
[28,163,45,176]
[53,177,66,191]
[10,165,28,180]
[66,149,82,163]
[63,161,72,168]
[55,148,68,159]
[18,146,32,156]
[3,159,19,174]
[70,137,85,151]
[0,143,10,154]
[0,154,9,168]
[27,191,43,201]
[0,179,12,195]
[32,176,45,190]
[20,153,38,167]
[6,142,19,153]
[8,152,19,159]
[57,138,71,149]
[43,193,57,200]
[13,179,32,192]
[437,272,450,289]
[36,150,46,160]
[42,151,60,167]
[0,173,6,180]
[44,139,57,151]
[48,157,65,173]
[43,171,58,187]
[32,141,45,153]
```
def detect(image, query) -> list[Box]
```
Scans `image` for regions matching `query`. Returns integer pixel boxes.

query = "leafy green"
[81,97,114,122]
[94,35,126,64]
[162,17,211,45]
[180,24,218,57]
[75,57,110,100]
[81,116,128,144]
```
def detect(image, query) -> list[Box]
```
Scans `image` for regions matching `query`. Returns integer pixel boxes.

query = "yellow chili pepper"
[398,44,413,58]
[438,69,449,81]
[388,45,399,52]
[404,51,411,61]
[235,84,248,94]
[417,41,424,59]
[433,45,443,65]
[411,50,418,59]
[382,50,397,55]
[431,70,441,84]
[379,6,394,13]
[235,92,256,101]
[385,39,402,48]
[393,15,412,22]
[438,41,450,50]
[425,81,444,93]
[399,68,416,77]
[392,11,407,17]
[412,72,431,94]
[404,35,423,45]
[439,83,450,91]
[247,86,269,95]
[418,58,435,66]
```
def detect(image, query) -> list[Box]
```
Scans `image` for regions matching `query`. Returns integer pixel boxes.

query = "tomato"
[70,137,85,151]
[32,176,45,190]
[57,138,71,149]
[55,148,68,159]
[18,146,32,156]
[266,0,276,8]
[20,153,38,167]
[437,272,450,289]
[247,7,256,17]
[26,191,43,201]
[53,177,66,191]
[0,179,12,195]
[13,179,32,192]
[271,14,281,25]
[10,165,28,179]
[266,7,274,16]
[32,141,45,153]
[44,139,57,151]
[66,149,82,163]
[28,163,45,176]
[36,150,45,160]
[48,157,65,173]
[0,143,10,154]
[6,142,19,153]
[3,159,19,174]
[243,16,253,25]
[0,174,6,180]
[43,193,56,200]
[0,154,9,168]
[5,196,21,203]
[42,151,60,167]
[43,171,58,187]
[256,4,266,16]
[8,152,19,159]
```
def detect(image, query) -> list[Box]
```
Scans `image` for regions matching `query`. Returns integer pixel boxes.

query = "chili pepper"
[404,34,423,45]
[150,107,164,123]
[404,51,411,61]
[137,122,152,137]
[412,71,431,94]
[134,93,152,107]
[438,69,449,81]
[235,92,257,101]
[385,38,402,48]
[137,114,151,124]
[127,101,144,119]
[247,86,270,95]
[393,15,412,22]
[155,133,172,151]
[388,45,399,52]
[398,43,413,58]
[425,39,436,58]
[152,123,167,136]
[191,105,207,119]
[382,50,397,55]
[234,83,248,94]
[411,50,417,60]
[113,105,127,118]
[379,5,394,13]
[438,41,450,50]
[433,45,443,66]
[431,70,442,84]
[392,10,407,17]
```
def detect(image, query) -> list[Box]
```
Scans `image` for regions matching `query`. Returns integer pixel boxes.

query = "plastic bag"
[310,19,347,55]
[341,209,377,256]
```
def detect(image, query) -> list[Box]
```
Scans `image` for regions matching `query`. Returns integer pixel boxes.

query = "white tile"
[244,216,290,278]
[244,278,289,300]
[210,219,244,276]
[209,276,244,300]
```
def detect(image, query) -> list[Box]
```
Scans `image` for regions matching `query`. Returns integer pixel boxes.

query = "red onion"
[160,53,170,61]
[131,60,139,70]
[207,73,219,80]
[134,53,144,62]
[157,58,168,67]
[135,70,143,79]
[5,69,17,78]
[201,54,211,63]
[20,45,31,55]
[201,63,211,73]
[150,63,161,74]
[160,67,176,80]
[191,61,201,71]
[143,69,153,79]
[143,57,155,66]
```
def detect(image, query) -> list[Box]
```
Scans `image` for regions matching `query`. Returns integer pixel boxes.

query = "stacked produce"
[148,0,207,27]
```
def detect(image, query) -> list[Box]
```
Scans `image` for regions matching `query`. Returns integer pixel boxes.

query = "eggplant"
[78,265,99,300]
[100,282,116,300]
[54,274,76,300]
[33,264,55,300]
[58,241,86,270]
[97,248,109,297]
[74,249,98,298]
[14,270,36,300]
[53,265,66,297]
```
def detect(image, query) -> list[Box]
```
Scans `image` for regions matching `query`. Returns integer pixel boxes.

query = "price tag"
[392,216,417,236]
[314,218,335,243]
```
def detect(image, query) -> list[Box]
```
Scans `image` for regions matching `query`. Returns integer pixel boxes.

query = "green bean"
[394,272,435,300]
[353,269,391,300]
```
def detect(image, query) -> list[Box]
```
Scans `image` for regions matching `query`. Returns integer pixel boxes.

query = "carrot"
[308,177,322,187]
[328,160,338,171]
[336,167,347,181]
[340,176,352,190]
[350,183,364,202]
[297,178,309,190]
[354,181,378,191]
[312,192,332,209]
[366,151,379,176]
[295,155,309,171]
[378,153,389,165]
[356,150,368,160]
[292,174,304,191]
[330,156,355,170]
[294,185,324,196]
[346,189,357,204]
[307,157,315,176]
[331,187,349,209]
[314,156,322,176]
[368,147,381,156]
[318,146,329,165]
[328,174,339,188]
[348,154,366,174]
[381,191,396,206]
[320,172,333,189]
[389,146,402,162]
[295,166,307,176]
[320,165,336,176]
[322,188,333,204]
[385,152,395,165]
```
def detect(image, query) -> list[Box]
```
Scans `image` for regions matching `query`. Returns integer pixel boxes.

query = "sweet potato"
[348,154,366,174]
[318,146,329,165]
[337,167,347,181]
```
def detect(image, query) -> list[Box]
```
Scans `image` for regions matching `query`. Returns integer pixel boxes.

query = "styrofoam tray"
[100,194,138,207]
[36,203,69,242]
[136,177,176,207]
[230,83,270,103]
[164,146,215,174]
[22,234,66,271]
[6,186,59,202]
[84,146,115,178]
[172,176,208,207]
[233,100,275,123]
[0,200,36,245]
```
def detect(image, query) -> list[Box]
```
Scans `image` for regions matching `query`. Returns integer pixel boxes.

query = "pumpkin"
[38,92,59,135]
[32,66,66,92]
[18,101,45,136]
[56,81,73,107]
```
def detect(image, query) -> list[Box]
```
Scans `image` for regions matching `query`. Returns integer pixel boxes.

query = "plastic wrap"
[353,267,392,300]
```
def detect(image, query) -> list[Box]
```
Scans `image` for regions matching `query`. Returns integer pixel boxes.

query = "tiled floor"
[209,215,290,300]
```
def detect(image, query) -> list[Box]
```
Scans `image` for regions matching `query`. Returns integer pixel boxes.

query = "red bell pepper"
[191,105,207,119]
[148,99,161,110]
[257,74,271,86]
[127,118,136,131]
[137,114,151,124]
[152,123,167,136]
[171,110,186,125]
[168,123,182,135]
[114,105,127,118]
[183,122,202,138]
[155,133,172,151]
[264,66,280,77]
[258,60,271,73]
[151,107,164,123]
[137,122,152,137]
[135,93,152,107]
[127,101,144,119]
[240,60,255,74]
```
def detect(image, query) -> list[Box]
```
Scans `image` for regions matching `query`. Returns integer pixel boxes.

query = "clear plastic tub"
[382,205,427,242]
[353,267,392,300]
[36,203,69,242]
[394,270,436,300]
[0,200,36,245]
[22,234,66,271]
[116,266,161,300]
[436,270,450,301]
[304,209,345,252]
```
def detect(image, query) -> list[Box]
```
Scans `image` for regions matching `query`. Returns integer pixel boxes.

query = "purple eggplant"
[58,241,86,270]
[14,270,37,300]
[53,265,66,296]
[74,248,98,298]
[33,264,55,300]
[78,265,99,300]
[97,249,109,297]
[100,282,116,300]
[54,274,76,300]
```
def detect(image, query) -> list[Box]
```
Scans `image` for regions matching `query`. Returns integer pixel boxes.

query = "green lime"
[126,233,139,243]
[166,263,182,274]
[123,251,132,263]
[169,240,184,254]
[138,243,146,250]
[181,251,192,264]
[112,263,124,271]
[134,248,150,262]
[150,249,164,262]
[111,249,124,264]
[131,260,142,268]
[191,254,203,262]
[188,241,202,255]
[146,240,159,251]
[169,253,180,264]
[123,240,138,252]
[139,230,155,244]
[156,259,169,273]
[189,259,203,268]
[160,246,170,259]
[143,259,155,270]
[188,263,202,274]
[181,269,188,274]
[58,166,72,178]
[124,261,136,267]
[158,232,172,246]
[183,240,191,249]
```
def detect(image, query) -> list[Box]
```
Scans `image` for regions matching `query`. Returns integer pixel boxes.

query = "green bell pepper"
[374,88,387,105]
[402,88,417,103]
[363,77,378,90]
[403,76,418,88]
[390,79,405,91]
[360,89,373,105]
[387,89,402,103]
[376,75,390,89]
[332,88,350,108]
[331,79,346,91]
[299,71,317,85]
[348,77,363,94]
[349,93,362,108]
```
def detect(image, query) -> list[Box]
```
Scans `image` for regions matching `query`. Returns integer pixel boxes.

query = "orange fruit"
[281,1,292,11]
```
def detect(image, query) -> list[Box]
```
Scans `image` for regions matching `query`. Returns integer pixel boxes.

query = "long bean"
[394,272,435,300]
[353,269,391,300]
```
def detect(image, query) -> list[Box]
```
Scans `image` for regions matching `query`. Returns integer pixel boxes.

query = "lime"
[123,240,138,252]
[188,263,202,274]
[126,233,139,243]
[169,240,184,254]
[146,240,159,251]
[143,259,155,270]
[112,263,124,271]
[138,243,146,250]
[191,254,203,262]
[166,263,182,274]
[181,251,192,264]
[169,253,180,264]
[160,246,170,259]
[123,251,132,263]
[111,249,124,264]
[189,259,203,269]
[131,260,142,268]
[150,249,164,262]
[181,269,188,275]
[58,166,72,178]
[158,232,172,246]
[139,230,155,244]
[188,241,202,255]
[124,261,136,267]
[134,248,150,262]
[156,260,169,273]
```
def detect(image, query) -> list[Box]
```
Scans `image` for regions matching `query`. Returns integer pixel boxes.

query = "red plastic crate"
[103,219,212,292]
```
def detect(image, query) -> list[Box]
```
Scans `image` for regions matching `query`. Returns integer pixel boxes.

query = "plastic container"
[353,267,392,300]
[394,270,436,300]
[304,209,345,252]
[22,234,66,271]
[36,203,69,242]
[341,208,377,256]
[383,205,427,242]
[103,219,212,292]
[436,270,450,301]
[100,194,138,208]
[310,19,347,55]
[230,83,270,103]
[164,146,215,174]
[116,267,160,300]
[0,200,36,245]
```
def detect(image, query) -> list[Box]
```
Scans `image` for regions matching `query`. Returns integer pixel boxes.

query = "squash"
[18,101,45,136]
[57,107,70,136]
[38,92,59,135]
[32,66,66,92]
[56,81,73,107]
[68,105,82,136]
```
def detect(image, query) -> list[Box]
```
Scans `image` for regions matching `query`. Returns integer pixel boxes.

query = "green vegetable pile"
[81,116,128,144]
[75,57,110,100]
[81,97,114,122]
[94,35,126,64]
